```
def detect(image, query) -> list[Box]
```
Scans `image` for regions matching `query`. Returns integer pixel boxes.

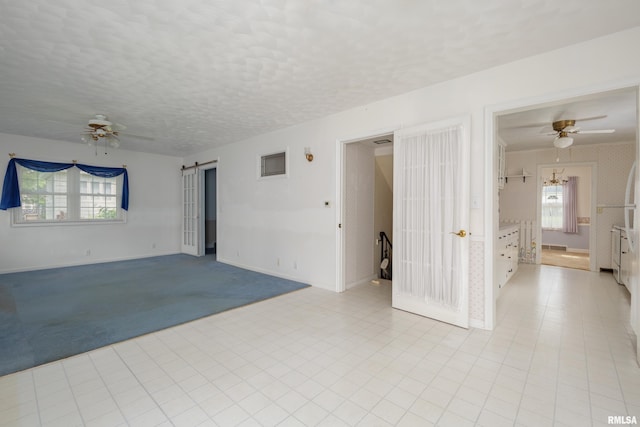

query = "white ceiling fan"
[82,114,123,148]
[81,114,154,149]
[546,118,615,149]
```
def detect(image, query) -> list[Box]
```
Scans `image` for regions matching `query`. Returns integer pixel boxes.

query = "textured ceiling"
[1,1,640,156]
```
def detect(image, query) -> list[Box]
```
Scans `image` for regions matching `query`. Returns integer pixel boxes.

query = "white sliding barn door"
[392,118,470,328]
[182,167,199,255]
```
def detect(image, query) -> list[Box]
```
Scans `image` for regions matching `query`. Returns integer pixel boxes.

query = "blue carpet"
[0,254,309,377]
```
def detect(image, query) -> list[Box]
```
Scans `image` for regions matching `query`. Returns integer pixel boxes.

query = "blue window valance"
[0,158,129,210]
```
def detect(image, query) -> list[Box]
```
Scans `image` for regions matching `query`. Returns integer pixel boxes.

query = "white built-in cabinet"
[496,224,519,289]
[611,226,632,294]
[621,233,632,291]
[496,142,518,289]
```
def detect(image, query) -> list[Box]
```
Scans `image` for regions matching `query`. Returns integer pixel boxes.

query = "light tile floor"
[0,264,638,426]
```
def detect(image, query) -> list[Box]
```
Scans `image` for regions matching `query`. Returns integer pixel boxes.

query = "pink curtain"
[563,176,578,233]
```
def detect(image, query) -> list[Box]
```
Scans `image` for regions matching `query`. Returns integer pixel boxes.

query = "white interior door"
[392,117,470,328]
[182,167,199,256]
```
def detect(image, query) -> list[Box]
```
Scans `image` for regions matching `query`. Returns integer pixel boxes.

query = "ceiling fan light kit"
[554,135,574,148]
[548,118,614,149]
[79,114,153,153]
[88,115,112,128]
[83,114,122,153]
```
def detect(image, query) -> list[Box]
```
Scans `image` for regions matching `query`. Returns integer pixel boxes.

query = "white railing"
[502,219,537,264]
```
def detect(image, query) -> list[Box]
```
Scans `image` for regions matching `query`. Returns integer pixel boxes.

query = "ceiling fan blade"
[505,121,550,129]
[47,119,87,127]
[112,122,127,131]
[120,132,155,141]
[517,114,609,129]
[574,115,608,122]
[107,135,121,148]
[577,129,615,134]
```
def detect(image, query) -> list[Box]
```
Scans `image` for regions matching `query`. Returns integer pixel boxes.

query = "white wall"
[501,162,597,221]
[183,27,640,325]
[345,143,375,287]
[0,133,183,273]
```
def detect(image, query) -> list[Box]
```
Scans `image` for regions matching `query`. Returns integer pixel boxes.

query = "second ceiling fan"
[547,118,615,148]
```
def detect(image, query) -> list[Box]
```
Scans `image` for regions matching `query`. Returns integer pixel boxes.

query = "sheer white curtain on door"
[397,126,462,310]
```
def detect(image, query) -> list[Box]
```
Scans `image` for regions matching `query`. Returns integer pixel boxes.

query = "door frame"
[536,161,597,271]
[485,79,640,331]
[199,162,218,256]
[336,127,398,292]
[181,160,219,257]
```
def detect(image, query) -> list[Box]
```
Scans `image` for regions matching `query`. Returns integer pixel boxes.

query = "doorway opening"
[538,163,595,271]
[204,167,217,255]
[487,83,639,331]
[337,131,394,292]
[180,161,218,257]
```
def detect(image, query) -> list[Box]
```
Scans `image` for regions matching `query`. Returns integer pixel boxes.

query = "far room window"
[541,184,563,229]
[261,151,286,177]
[14,165,123,224]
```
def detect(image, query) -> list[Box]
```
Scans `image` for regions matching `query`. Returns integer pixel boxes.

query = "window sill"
[11,217,127,227]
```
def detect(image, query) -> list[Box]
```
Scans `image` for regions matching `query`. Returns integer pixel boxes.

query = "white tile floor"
[0,264,638,426]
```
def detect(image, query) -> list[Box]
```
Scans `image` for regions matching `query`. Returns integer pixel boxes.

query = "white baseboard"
[216,257,328,291]
[0,251,180,275]
[346,275,378,290]
[469,318,487,329]
[217,257,298,282]
[567,248,590,254]
[541,245,589,254]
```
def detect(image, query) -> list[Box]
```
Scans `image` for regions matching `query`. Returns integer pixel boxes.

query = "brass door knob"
[450,229,467,238]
